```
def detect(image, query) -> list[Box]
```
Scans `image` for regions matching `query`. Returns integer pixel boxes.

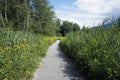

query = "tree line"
[0,0,80,36]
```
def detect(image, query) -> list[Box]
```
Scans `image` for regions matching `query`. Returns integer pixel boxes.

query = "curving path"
[33,40,85,80]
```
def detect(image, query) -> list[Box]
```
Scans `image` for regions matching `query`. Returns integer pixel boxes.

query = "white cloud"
[55,10,104,28]
[74,0,120,14]
[55,0,120,28]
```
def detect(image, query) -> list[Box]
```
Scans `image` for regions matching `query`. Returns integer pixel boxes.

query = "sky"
[49,0,120,28]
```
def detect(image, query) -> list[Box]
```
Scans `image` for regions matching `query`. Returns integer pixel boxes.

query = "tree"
[0,0,31,30]
[54,18,62,36]
[0,0,67,36]
[117,17,120,28]
[0,0,7,27]
[59,21,80,36]
[31,0,56,36]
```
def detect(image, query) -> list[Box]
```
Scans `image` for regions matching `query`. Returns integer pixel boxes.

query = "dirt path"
[33,40,85,80]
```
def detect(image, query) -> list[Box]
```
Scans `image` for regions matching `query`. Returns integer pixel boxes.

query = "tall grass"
[60,27,120,80]
[0,29,57,80]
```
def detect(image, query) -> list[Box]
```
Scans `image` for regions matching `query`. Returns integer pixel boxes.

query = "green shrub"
[60,27,120,80]
[0,30,56,80]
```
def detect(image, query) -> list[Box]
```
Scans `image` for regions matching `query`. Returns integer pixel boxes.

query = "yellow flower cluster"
[22,38,27,41]
[0,43,38,52]
[13,45,21,51]
[13,44,30,51]
[0,46,3,51]
[0,37,59,52]
[4,47,10,51]
[0,46,10,52]
[43,37,57,42]
[9,61,12,64]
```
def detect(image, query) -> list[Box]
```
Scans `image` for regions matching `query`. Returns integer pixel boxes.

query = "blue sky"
[50,0,120,28]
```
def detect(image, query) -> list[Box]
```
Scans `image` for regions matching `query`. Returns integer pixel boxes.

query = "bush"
[0,30,56,80]
[60,27,120,80]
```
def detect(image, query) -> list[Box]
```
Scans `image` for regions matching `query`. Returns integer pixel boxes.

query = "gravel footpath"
[33,40,85,80]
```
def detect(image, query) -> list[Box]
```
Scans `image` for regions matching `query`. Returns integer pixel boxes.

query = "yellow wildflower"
[13,48,17,51]
[23,38,27,41]
[25,44,29,47]
[4,47,10,51]
[0,46,3,51]
[16,45,20,49]
[9,61,12,64]
[33,44,36,47]
[20,44,26,47]
[13,45,20,51]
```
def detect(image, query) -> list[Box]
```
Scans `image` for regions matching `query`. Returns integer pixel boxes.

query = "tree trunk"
[0,13,5,27]
[27,11,30,29]
[24,0,30,30]
[5,0,8,25]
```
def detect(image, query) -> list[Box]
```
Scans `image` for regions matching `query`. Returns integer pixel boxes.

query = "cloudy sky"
[50,0,120,28]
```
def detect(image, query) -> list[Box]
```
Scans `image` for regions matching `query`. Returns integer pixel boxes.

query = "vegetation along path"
[33,40,85,80]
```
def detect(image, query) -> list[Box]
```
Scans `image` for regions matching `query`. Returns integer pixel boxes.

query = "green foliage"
[59,21,80,36]
[0,29,56,80]
[117,17,120,28]
[0,0,31,29]
[0,0,58,36]
[60,27,120,80]
[31,0,56,35]
[54,18,62,36]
